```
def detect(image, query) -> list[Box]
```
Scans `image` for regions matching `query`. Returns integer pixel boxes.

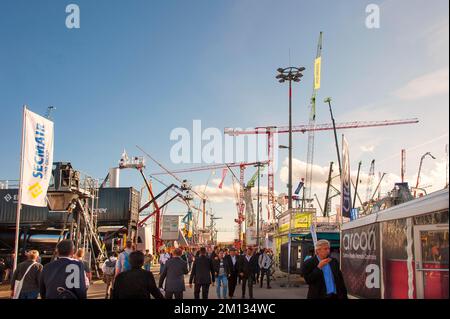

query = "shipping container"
[96,187,140,227]
[0,189,73,228]
[1,187,140,229]
[0,189,49,226]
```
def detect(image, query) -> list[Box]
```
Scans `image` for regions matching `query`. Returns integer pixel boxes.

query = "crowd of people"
[4,239,275,299]
[4,238,347,300]
[124,244,275,300]
[0,252,19,286]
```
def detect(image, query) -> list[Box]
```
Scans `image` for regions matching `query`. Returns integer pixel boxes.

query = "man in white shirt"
[159,249,170,274]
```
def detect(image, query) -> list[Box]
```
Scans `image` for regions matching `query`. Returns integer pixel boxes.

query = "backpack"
[103,259,116,276]
[56,287,78,299]
[121,251,131,272]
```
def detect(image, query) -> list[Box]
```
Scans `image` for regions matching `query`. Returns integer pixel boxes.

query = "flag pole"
[13,105,27,272]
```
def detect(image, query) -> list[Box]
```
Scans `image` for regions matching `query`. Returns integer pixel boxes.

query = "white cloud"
[279,158,330,187]
[393,68,449,100]
[360,145,375,153]
[421,17,449,62]
[192,178,235,203]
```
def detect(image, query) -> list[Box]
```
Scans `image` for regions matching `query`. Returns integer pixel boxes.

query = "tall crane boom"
[225,118,419,135]
[150,161,268,175]
[305,32,323,202]
[45,106,56,120]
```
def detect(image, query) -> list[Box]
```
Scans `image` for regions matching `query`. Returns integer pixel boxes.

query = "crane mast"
[305,32,323,202]
[366,159,376,203]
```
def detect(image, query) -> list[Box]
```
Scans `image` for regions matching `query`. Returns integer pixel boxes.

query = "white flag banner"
[20,108,54,207]
[341,135,352,219]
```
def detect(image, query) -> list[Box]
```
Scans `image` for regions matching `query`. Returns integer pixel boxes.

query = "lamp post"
[276,66,305,286]
[276,67,305,210]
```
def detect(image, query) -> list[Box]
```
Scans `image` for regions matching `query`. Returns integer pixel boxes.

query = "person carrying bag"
[12,261,37,299]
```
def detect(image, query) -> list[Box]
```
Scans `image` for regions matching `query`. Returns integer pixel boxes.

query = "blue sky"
[1,0,448,241]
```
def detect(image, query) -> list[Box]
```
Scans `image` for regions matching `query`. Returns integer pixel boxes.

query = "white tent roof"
[342,188,449,230]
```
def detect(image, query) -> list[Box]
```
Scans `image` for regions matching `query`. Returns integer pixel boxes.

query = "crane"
[230,173,241,245]
[198,170,215,233]
[401,149,406,183]
[148,174,205,245]
[150,160,270,248]
[115,150,169,251]
[414,152,436,197]
[45,106,56,120]
[135,145,209,250]
[365,159,376,203]
[305,32,324,204]
[224,118,419,219]
[209,210,222,245]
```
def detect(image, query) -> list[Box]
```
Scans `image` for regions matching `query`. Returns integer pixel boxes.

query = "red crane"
[224,118,419,219]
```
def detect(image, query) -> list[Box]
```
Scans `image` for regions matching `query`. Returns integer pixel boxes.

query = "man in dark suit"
[39,240,87,299]
[224,247,240,299]
[189,247,215,299]
[300,239,348,299]
[206,246,214,259]
[159,248,189,299]
[238,247,258,299]
[112,251,164,299]
[210,247,219,260]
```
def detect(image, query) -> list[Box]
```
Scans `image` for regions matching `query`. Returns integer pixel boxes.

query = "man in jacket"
[238,247,258,299]
[101,252,117,299]
[212,250,231,299]
[189,247,215,299]
[300,239,348,299]
[224,247,240,299]
[39,240,88,299]
[10,250,43,299]
[112,251,164,299]
[211,247,219,260]
[159,248,189,299]
[258,248,273,289]
[206,246,214,259]
[254,248,263,284]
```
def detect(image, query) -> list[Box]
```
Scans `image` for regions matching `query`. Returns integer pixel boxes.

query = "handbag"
[12,262,37,299]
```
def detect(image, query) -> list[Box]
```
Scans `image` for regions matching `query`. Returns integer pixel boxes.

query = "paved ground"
[0,266,308,300]
[91,268,308,299]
